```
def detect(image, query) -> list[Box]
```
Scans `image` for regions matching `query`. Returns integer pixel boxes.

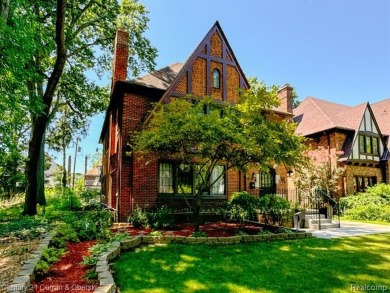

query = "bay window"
[158,162,226,196]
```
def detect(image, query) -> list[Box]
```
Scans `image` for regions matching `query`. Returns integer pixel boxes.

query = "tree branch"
[42,0,67,111]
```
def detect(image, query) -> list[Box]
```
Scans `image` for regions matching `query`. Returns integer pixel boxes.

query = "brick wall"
[227,65,240,104]
[344,165,382,195]
[112,29,129,84]
[277,85,293,114]
[210,31,222,58]
[117,93,157,220]
[192,58,207,96]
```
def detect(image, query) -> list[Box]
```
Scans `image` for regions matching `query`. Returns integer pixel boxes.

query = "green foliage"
[294,160,345,199]
[0,206,48,239]
[109,232,130,243]
[364,183,390,201]
[190,231,208,238]
[149,205,174,229]
[50,223,79,248]
[343,205,390,222]
[275,227,294,234]
[235,230,248,236]
[339,194,388,210]
[35,247,66,277]
[133,80,305,231]
[149,230,163,237]
[1,0,157,215]
[79,189,100,203]
[340,184,390,222]
[35,260,51,277]
[45,187,82,211]
[257,229,272,235]
[258,194,291,225]
[84,269,98,280]
[128,207,150,228]
[224,191,259,224]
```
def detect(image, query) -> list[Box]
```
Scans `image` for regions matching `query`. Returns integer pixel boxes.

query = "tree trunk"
[62,143,67,187]
[23,116,48,215]
[193,204,201,232]
[23,0,67,216]
[37,132,46,206]
[0,0,10,23]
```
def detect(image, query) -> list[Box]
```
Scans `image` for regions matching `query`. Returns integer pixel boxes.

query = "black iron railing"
[273,188,341,230]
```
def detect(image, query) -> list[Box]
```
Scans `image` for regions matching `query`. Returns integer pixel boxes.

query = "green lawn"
[113,234,390,293]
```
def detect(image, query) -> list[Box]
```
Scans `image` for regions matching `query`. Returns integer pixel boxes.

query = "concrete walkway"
[305,220,390,239]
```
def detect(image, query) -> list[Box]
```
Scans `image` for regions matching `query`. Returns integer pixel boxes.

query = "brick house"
[100,22,295,221]
[294,97,390,196]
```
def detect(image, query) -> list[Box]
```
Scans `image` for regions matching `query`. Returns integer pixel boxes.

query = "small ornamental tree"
[132,79,306,231]
[294,150,345,200]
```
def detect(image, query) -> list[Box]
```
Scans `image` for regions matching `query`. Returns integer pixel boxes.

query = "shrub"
[150,205,174,229]
[35,247,66,277]
[343,204,390,222]
[339,194,388,210]
[46,187,82,211]
[71,210,111,241]
[79,189,100,203]
[340,184,390,223]
[190,231,207,238]
[365,183,390,201]
[50,223,79,248]
[225,191,259,224]
[258,194,291,225]
[128,207,150,228]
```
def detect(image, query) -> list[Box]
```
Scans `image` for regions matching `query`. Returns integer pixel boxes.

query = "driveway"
[306,220,390,239]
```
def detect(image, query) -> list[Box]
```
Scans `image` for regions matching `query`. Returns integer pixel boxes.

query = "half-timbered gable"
[294,97,390,196]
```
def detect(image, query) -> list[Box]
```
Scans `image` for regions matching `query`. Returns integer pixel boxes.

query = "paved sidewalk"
[305,220,390,239]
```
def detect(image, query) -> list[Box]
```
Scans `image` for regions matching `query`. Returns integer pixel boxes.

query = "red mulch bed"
[29,222,262,292]
[31,240,98,293]
[111,221,263,237]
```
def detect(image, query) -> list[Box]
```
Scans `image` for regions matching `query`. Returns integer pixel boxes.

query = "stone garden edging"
[93,232,313,293]
[6,234,52,293]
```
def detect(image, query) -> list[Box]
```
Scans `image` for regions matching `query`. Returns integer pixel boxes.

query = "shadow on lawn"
[113,234,390,293]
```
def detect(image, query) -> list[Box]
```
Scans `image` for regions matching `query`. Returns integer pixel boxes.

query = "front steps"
[304,214,340,230]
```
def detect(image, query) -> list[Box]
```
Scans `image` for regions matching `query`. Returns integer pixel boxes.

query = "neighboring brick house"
[100,22,295,221]
[294,97,390,196]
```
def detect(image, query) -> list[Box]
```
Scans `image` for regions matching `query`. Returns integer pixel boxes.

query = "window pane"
[211,165,225,195]
[372,137,379,154]
[365,136,372,153]
[177,164,193,194]
[213,69,220,88]
[359,135,365,153]
[159,163,173,193]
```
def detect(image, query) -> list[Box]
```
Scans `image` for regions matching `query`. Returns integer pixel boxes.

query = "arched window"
[259,168,276,196]
[213,69,220,89]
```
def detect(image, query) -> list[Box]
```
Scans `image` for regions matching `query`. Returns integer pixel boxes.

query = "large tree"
[1,0,157,215]
[133,79,306,231]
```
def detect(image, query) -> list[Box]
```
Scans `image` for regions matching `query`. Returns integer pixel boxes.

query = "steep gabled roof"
[141,21,250,128]
[371,98,390,137]
[131,62,183,90]
[293,97,367,136]
[158,20,249,104]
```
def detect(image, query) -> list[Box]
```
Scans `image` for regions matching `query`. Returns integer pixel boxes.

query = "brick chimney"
[112,28,129,87]
[277,84,294,114]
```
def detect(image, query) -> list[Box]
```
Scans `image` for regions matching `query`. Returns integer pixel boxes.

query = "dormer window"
[213,69,220,89]
[359,134,379,155]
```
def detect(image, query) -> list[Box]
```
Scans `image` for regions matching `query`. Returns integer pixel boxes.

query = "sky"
[63,0,390,173]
